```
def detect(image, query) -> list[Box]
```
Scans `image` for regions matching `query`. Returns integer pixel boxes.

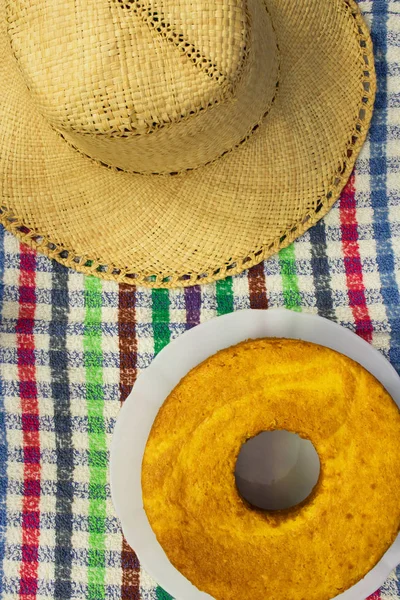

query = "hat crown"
[7,0,279,173]
[7,0,248,136]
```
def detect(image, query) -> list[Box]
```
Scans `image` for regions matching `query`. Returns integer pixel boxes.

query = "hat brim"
[0,0,375,287]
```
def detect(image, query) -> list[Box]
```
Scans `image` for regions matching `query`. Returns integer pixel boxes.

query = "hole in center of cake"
[234,430,320,511]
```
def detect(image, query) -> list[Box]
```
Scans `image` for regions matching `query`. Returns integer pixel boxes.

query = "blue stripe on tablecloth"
[309,220,336,321]
[1,381,118,403]
[0,317,121,337]
[0,226,6,591]
[1,577,125,599]
[370,1,400,371]
[5,413,116,434]
[356,156,400,174]
[0,348,119,367]
[0,317,197,341]
[4,478,111,499]
[0,277,119,307]
[4,543,131,569]
[49,262,74,600]
[5,446,109,469]
[0,509,121,533]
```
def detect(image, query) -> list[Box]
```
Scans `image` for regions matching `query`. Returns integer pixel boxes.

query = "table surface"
[1,1,400,599]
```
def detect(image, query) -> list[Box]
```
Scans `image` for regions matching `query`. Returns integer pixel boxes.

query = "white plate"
[110,308,400,600]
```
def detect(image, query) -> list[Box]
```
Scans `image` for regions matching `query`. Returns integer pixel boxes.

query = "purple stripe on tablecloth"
[184,286,201,328]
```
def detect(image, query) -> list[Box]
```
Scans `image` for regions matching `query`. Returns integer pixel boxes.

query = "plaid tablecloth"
[1,1,400,599]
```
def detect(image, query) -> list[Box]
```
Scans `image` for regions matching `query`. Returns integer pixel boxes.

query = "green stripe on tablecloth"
[216,277,234,315]
[84,277,107,600]
[152,289,170,355]
[278,245,302,311]
[151,288,173,599]
[156,586,174,600]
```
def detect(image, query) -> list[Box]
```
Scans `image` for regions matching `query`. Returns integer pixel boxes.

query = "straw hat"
[0,0,375,287]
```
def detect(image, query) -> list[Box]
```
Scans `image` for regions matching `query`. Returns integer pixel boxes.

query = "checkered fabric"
[0,1,400,598]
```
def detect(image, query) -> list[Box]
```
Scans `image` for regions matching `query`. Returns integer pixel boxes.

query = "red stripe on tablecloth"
[17,245,40,600]
[248,262,268,309]
[340,173,373,342]
[118,284,140,599]
[367,591,381,599]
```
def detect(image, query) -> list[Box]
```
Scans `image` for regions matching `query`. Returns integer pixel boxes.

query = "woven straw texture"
[0,2,399,596]
[0,0,375,287]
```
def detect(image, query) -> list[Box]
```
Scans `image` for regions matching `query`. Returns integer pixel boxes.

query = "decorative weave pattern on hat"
[5,0,279,173]
[7,0,247,134]
[0,0,375,287]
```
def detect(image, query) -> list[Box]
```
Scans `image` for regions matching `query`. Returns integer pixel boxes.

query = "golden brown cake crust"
[142,339,400,600]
